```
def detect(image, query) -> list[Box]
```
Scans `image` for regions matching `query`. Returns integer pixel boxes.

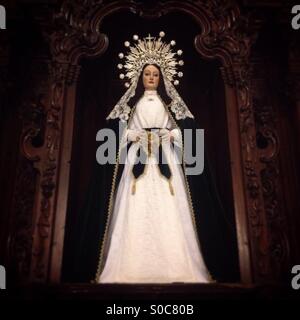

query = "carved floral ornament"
[51,0,255,77]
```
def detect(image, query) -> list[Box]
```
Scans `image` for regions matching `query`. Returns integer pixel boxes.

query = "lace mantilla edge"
[106,100,194,122]
[106,69,194,122]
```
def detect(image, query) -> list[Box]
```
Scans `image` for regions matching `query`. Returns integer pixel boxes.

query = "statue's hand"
[138,130,160,157]
[127,129,145,142]
[158,128,174,144]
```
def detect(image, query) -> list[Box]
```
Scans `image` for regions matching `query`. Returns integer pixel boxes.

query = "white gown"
[97,90,210,283]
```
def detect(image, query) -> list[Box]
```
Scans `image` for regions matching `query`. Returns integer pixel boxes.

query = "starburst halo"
[117,32,184,87]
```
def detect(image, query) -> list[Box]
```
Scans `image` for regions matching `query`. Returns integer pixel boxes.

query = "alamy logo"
[0,265,5,289]
[291,265,300,290]
[292,5,300,30]
[0,5,6,30]
[95,122,205,176]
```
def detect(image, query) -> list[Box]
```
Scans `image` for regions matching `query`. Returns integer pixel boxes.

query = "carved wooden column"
[251,55,291,282]
[8,58,50,284]
[288,37,300,154]
[30,9,108,283]
[220,75,253,283]
[222,58,270,283]
[47,62,83,282]
[283,34,300,266]
[9,60,82,284]
[29,62,81,283]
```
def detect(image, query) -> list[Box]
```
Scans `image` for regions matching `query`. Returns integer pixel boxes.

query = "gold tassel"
[132,179,136,195]
[168,179,174,196]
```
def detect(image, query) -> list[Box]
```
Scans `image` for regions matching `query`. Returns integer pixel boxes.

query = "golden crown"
[117,32,184,88]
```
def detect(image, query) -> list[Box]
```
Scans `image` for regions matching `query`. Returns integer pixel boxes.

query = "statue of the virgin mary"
[71,32,236,283]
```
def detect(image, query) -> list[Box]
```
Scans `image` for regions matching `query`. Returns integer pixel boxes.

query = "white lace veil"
[106,68,194,122]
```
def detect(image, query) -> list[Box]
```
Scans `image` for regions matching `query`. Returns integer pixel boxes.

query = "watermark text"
[0,5,6,30]
[0,265,6,289]
[292,5,300,30]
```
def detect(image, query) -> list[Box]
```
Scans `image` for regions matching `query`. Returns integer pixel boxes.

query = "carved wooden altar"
[1,0,299,288]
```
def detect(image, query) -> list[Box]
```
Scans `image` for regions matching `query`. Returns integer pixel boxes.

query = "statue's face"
[143,65,160,90]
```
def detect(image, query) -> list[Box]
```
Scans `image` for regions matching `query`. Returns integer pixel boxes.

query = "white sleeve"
[170,128,182,148]
[120,128,139,150]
